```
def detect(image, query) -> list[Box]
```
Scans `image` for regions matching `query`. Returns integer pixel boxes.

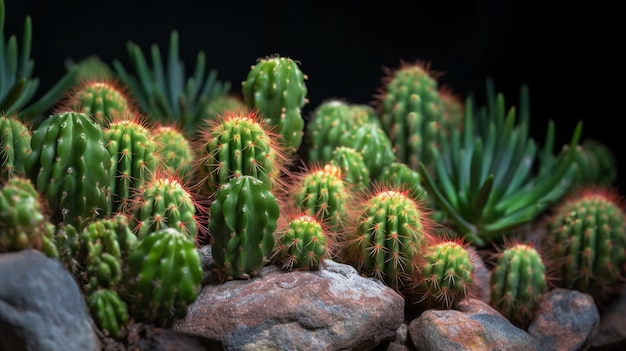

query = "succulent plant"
[209,175,279,280]
[0,176,58,258]
[64,55,115,83]
[204,94,247,122]
[570,139,618,187]
[0,0,77,123]
[328,146,370,192]
[415,236,475,309]
[273,213,330,271]
[87,288,129,339]
[338,122,397,180]
[242,55,308,155]
[195,109,286,196]
[125,227,202,327]
[25,111,112,229]
[152,124,195,181]
[543,186,626,304]
[113,30,231,136]
[489,240,548,328]
[343,186,434,292]
[63,79,131,126]
[419,81,583,247]
[0,113,32,180]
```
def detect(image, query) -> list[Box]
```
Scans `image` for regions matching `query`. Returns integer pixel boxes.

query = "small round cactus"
[489,240,548,328]
[416,236,475,309]
[125,227,202,327]
[152,125,195,181]
[543,186,626,304]
[63,79,131,126]
[273,213,330,271]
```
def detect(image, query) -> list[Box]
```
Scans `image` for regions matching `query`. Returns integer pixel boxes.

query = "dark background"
[5,0,623,192]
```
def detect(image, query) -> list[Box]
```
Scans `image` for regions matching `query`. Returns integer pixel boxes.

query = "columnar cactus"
[63,80,131,126]
[273,213,330,271]
[125,227,202,327]
[543,187,626,303]
[0,176,58,258]
[131,174,200,241]
[242,55,308,155]
[152,124,195,181]
[25,111,112,229]
[195,109,285,196]
[374,61,444,171]
[104,113,159,212]
[415,236,475,309]
[87,288,129,339]
[489,241,548,328]
[0,114,32,180]
[343,186,433,292]
[209,175,279,280]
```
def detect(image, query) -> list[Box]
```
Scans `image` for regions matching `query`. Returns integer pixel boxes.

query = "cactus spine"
[24,111,111,229]
[209,175,279,280]
[242,55,308,155]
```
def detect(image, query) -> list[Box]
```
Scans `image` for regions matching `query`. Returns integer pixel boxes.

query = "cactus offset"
[209,175,279,280]
[273,213,330,271]
[543,187,626,304]
[24,111,111,229]
[242,55,308,155]
[0,114,32,180]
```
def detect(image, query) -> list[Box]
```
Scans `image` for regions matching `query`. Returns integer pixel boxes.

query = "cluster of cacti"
[4,0,626,341]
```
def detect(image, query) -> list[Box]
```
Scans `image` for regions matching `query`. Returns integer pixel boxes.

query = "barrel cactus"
[242,55,308,155]
[152,124,195,181]
[273,213,330,271]
[64,80,131,126]
[338,122,396,180]
[24,111,112,229]
[209,175,280,280]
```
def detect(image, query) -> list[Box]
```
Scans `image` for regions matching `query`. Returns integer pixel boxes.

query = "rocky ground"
[1,248,625,351]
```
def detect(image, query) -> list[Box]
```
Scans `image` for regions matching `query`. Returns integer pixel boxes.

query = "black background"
[5,0,623,193]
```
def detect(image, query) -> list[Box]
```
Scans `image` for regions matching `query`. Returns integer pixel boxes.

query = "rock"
[0,250,100,351]
[409,298,541,351]
[174,260,405,350]
[591,284,626,351]
[528,288,599,351]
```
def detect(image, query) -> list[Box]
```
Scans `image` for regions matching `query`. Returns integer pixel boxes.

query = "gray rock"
[0,250,100,351]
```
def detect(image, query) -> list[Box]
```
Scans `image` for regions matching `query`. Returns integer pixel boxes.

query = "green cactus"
[543,187,626,304]
[64,55,115,83]
[25,111,112,229]
[209,175,279,280]
[65,80,131,126]
[339,122,396,179]
[348,103,382,128]
[344,187,432,292]
[80,213,139,293]
[416,237,474,309]
[328,146,370,192]
[438,86,465,134]
[0,0,78,124]
[87,288,129,339]
[570,139,618,187]
[419,81,582,247]
[292,164,351,232]
[105,115,159,212]
[242,55,308,155]
[490,241,547,328]
[1,114,32,180]
[112,30,231,136]
[126,227,202,327]
[375,62,444,171]
[131,175,200,241]
[152,125,195,181]
[0,176,58,258]
[196,109,285,196]
[205,94,247,122]
[305,99,371,164]
[274,213,329,271]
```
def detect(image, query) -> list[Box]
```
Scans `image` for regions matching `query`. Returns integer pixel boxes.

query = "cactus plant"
[125,227,202,327]
[543,186,626,304]
[328,146,370,193]
[273,212,330,271]
[419,81,583,247]
[209,175,280,280]
[152,124,195,181]
[205,94,247,122]
[24,111,112,229]
[242,55,308,155]
[489,240,548,328]
[0,0,77,123]
[0,114,32,180]
[338,122,397,180]
[343,185,434,292]
[0,176,58,258]
[87,288,129,339]
[62,79,131,126]
[195,109,286,196]
[113,30,231,136]
[570,139,618,187]
[415,236,475,309]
